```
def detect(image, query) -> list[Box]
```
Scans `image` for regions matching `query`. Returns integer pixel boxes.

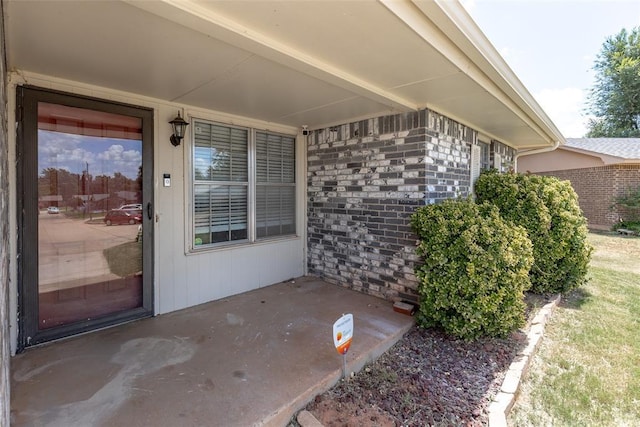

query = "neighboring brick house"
[517,138,640,230]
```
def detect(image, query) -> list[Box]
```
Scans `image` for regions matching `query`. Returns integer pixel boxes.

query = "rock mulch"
[294,294,557,427]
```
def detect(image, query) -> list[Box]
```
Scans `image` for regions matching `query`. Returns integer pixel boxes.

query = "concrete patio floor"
[10,276,414,426]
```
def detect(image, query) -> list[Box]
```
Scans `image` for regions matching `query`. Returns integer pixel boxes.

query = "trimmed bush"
[475,170,592,294]
[410,199,533,340]
[611,185,640,224]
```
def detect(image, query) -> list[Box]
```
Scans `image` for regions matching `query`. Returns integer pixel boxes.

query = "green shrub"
[475,170,592,294]
[611,185,640,223]
[410,199,533,340]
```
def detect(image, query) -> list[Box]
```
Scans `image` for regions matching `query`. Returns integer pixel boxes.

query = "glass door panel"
[36,102,143,330]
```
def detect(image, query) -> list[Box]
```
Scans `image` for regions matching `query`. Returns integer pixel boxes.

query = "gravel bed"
[302,326,527,426]
[292,293,552,427]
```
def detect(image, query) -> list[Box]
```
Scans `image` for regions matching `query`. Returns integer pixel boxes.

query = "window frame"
[189,117,297,252]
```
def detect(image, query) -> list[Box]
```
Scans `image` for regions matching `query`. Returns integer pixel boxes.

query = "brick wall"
[307,109,513,302]
[538,164,640,229]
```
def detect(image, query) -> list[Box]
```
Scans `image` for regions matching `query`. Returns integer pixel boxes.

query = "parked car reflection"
[118,204,142,211]
[47,206,60,214]
[104,209,142,226]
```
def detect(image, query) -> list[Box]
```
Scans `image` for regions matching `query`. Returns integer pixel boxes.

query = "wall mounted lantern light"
[169,112,189,147]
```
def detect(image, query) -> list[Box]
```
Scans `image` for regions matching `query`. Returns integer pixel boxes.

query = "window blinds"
[255,132,295,238]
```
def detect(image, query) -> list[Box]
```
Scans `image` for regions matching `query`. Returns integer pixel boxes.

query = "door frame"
[16,86,154,350]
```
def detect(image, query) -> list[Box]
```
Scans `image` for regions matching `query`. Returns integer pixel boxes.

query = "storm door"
[17,87,154,349]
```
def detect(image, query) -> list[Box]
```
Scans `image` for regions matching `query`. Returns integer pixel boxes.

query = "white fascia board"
[435,1,565,143]
[124,0,416,113]
[390,0,564,147]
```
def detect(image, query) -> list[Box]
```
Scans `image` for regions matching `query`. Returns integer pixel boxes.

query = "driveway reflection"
[38,213,141,292]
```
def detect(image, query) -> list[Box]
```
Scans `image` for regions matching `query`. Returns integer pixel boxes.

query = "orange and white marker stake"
[333,313,353,378]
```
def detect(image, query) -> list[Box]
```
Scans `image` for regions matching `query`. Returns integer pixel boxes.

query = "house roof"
[6,0,564,149]
[564,138,640,162]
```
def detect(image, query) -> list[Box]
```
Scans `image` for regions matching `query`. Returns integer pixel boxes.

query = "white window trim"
[470,144,481,192]
[494,153,503,172]
[248,128,256,243]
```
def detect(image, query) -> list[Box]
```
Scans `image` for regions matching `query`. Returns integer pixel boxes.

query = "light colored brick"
[501,370,522,394]
[297,410,324,427]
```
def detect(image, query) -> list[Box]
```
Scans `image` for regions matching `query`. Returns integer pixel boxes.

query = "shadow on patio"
[11,276,414,426]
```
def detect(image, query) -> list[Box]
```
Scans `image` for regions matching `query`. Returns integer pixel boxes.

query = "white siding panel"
[158,239,304,315]
[256,240,304,286]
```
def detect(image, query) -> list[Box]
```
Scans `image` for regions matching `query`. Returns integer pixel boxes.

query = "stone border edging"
[488,294,562,427]
[297,410,324,427]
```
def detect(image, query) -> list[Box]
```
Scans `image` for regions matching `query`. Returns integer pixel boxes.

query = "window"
[194,122,248,245]
[256,132,296,238]
[192,120,296,248]
[479,141,490,171]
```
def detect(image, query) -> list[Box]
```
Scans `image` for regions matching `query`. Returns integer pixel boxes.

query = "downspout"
[514,141,560,172]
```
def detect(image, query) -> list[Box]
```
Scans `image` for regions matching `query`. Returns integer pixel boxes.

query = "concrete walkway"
[10,277,414,426]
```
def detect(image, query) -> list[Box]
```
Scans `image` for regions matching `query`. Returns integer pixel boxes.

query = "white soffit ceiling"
[5,0,563,148]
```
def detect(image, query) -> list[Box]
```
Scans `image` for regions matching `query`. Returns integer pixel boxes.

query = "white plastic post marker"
[333,313,354,378]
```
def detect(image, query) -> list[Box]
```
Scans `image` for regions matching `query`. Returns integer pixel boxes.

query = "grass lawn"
[509,232,640,426]
[103,241,142,277]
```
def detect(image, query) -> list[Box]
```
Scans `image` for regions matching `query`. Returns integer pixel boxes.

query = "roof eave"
[411,0,565,148]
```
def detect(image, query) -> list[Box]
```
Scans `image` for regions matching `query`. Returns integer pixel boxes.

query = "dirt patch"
[588,232,640,274]
[311,399,395,427]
